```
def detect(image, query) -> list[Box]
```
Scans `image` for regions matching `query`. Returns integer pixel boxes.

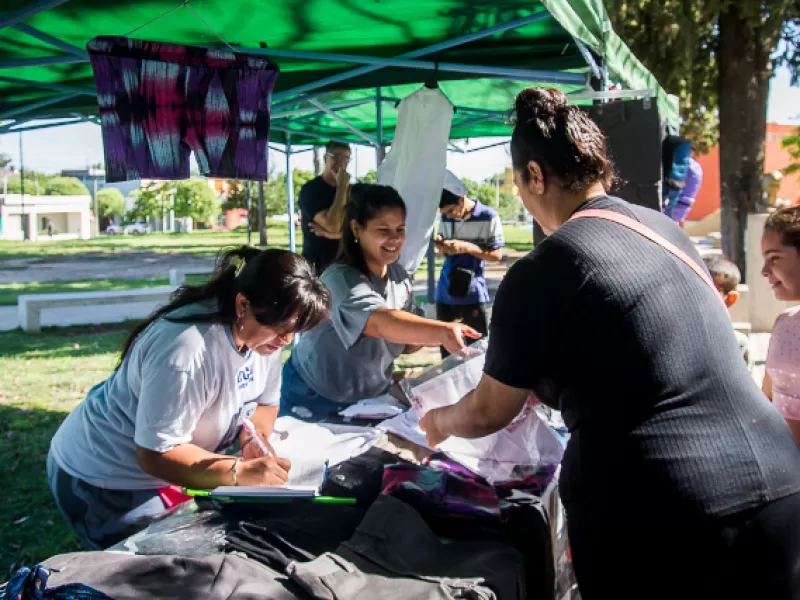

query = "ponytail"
[117,246,329,367]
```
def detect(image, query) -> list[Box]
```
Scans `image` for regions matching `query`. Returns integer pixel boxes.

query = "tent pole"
[308,99,378,146]
[217,44,585,86]
[258,181,266,247]
[0,55,85,68]
[270,126,352,147]
[0,0,73,31]
[286,136,296,253]
[376,88,385,164]
[465,140,509,153]
[272,13,549,102]
[426,237,436,314]
[246,182,252,245]
[273,98,373,120]
[13,24,89,59]
[0,75,95,96]
[0,117,84,134]
[0,92,78,120]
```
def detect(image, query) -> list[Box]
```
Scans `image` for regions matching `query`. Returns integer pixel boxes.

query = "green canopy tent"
[0,0,677,293]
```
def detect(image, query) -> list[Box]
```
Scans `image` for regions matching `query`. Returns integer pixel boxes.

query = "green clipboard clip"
[182,488,357,505]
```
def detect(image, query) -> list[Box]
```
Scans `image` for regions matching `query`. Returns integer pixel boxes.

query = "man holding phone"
[298,141,352,274]
[435,171,504,358]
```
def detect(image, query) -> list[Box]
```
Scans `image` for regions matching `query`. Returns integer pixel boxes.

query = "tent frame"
[0,1,642,300]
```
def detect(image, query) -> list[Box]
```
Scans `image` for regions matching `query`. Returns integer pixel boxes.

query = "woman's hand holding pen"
[239,455,292,486]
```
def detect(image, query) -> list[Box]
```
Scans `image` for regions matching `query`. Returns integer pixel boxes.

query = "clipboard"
[182,461,355,504]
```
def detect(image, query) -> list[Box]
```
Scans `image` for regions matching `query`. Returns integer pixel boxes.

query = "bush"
[44,177,90,196]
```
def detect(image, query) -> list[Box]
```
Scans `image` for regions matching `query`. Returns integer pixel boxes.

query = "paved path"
[0,253,215,284]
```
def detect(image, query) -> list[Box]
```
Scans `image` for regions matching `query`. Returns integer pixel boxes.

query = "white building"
[0,194,91,241]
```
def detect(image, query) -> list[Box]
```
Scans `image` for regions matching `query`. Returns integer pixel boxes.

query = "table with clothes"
[4,348,571,600]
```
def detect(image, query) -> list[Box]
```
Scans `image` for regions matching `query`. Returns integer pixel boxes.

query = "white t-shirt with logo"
[49,301,282,490]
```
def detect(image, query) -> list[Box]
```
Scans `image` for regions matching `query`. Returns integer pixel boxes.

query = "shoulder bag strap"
[569,209,726,308]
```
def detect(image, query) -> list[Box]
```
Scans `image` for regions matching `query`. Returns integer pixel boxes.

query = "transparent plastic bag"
[405,340,565,484]
[108,501,228,557]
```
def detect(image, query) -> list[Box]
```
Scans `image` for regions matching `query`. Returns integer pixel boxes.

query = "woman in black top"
[421,88,800,600]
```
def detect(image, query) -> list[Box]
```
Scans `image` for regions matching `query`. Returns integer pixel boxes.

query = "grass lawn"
[0,224,294,261]
[0,324,132,572]
[0,223,532,262]
[0,275,207,306]
[0,274,209,306]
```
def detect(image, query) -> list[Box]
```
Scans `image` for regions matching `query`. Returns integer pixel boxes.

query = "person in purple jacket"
[670,157,703,226]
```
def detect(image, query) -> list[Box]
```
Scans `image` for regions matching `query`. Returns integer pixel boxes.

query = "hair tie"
[231,256,246,277]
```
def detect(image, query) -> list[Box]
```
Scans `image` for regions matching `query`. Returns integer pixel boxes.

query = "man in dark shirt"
[298,141,351,274]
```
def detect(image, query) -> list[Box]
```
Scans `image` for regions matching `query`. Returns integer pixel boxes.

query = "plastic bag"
[405,340,565,484]
[108,501,228,557]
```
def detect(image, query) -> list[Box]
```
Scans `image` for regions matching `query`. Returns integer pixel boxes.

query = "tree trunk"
[717,5,773,282]
[258,181,267,246]
[313,145,323,176]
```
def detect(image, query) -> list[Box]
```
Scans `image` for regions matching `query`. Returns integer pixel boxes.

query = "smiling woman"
[280,183,481,421]
[45,246,331,550]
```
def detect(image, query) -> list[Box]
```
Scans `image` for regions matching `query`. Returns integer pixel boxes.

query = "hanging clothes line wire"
[122,0,238,54]
[184,2,238,53]
[123,1,186,37]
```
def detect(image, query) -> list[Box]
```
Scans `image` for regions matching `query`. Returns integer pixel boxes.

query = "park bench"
[17,287,176,333]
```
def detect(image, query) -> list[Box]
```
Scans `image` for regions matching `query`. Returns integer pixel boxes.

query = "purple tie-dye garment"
[382,457,558,526]
[87,36,279,183]
[382,462,503,523]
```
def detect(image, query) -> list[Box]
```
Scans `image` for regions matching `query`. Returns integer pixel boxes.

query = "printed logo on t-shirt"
[243,400,257,419]
[237,364,254,390]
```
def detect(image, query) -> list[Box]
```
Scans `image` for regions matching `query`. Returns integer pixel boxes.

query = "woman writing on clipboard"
[421,88,800,599]
[47,247,330,549]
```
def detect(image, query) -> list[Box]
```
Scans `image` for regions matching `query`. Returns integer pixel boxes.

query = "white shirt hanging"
[377,87,453,273]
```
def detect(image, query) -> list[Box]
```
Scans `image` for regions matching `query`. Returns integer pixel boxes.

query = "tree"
[0,153,11,172]
[498,191,521,222]
[127,182,168,222]
[97,187,126,222]
[293,169,315,203]
[4,171,53,194]
[173,178,220,227]
[359,170,378,184]
[606,0,800,278]
[44,176,90,196]
[5,175,35,194]
[784,128,800,177]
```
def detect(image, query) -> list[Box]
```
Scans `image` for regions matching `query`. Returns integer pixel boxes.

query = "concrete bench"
[18,287,176,333]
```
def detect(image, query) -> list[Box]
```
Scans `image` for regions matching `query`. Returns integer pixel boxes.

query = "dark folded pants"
[287,495,525,600]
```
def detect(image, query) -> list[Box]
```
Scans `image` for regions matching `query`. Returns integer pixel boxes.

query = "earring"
[355,238,360,244]
[237,315,244,332]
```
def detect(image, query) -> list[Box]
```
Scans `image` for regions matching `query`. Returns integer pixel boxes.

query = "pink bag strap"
[569,209,725,307]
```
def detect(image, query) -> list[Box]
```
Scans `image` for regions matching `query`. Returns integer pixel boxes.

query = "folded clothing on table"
[287,495,525,600]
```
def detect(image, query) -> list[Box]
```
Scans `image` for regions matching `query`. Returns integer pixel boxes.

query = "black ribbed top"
[486,196,800,519]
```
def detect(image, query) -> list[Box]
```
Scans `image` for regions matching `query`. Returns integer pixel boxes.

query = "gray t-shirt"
[292,261,414,403]
[49,301,282,490]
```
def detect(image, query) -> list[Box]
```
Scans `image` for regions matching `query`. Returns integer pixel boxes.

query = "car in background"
[106,221,149,235]
[124,221,149,235]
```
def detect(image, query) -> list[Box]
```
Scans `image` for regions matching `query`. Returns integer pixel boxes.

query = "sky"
[2,66,799,184]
